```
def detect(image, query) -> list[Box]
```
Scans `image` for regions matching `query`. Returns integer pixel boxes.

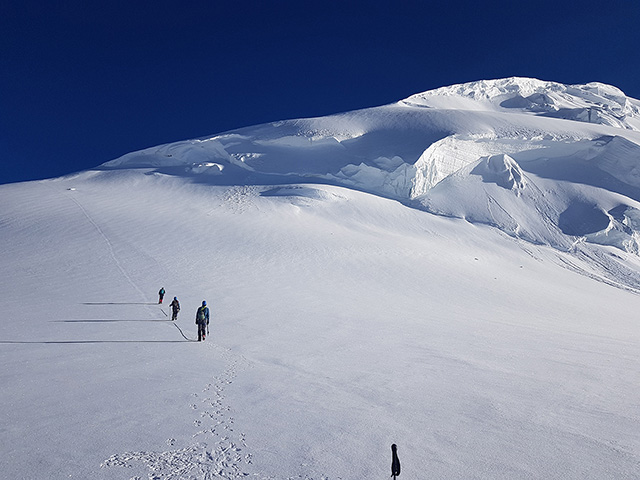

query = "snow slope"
[1,78,640,479]
[105,77,640,261]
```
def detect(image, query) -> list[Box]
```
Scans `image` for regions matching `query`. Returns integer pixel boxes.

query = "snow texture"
[1,77,640,479]
[105,77,640,256]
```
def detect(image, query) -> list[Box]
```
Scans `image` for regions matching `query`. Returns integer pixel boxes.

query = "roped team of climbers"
[159,288,210,342]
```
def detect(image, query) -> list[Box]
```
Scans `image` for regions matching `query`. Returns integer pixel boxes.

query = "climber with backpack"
[195,300,210,341]
[169,297,180,321]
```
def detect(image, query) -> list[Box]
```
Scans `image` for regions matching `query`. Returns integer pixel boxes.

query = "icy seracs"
[103,77,640,254]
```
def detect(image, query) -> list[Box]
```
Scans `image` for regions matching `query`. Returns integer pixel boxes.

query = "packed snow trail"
[3,78,640,479]
[103,340,338,479]
[62,184,202,345]
[103,344,296,480]
[62,188,149,302]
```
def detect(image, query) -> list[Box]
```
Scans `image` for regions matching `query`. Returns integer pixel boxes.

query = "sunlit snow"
[1,77,639,479]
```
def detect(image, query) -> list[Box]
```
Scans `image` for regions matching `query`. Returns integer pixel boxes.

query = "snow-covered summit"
[404,77,640,130]
[103,77,640,255]
[3,78,640,479]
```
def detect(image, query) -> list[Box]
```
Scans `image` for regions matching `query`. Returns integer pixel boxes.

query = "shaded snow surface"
[1,77,640,479]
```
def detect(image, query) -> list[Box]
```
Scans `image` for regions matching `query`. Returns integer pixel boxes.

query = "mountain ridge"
[102,77,640,257]
[2,78,640,479]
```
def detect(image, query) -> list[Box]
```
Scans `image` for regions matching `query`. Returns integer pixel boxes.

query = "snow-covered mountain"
[1,78,639,479]
[106,77,640,257]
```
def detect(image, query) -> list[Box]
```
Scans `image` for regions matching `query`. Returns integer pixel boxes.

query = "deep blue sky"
[2,0,639,184]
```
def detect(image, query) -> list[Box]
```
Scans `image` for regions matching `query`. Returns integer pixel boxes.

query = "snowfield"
[1,77,639,479]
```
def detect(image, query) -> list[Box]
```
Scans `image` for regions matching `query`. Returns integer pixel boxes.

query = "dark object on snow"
[391,444,400,479]
[195,301,210,341]
[158,287,165,304]
[170,297,180,321]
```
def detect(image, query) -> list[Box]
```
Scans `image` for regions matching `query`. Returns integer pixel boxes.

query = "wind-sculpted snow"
[471,154,526,192]
[103,77,640,255]
[3,137,640,478]
[405,77,640,131]
[591,204,640,254]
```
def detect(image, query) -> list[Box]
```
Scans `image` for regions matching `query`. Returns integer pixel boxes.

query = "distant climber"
[170,296,180,321]
[195,300,210,341]
[391,444,400,479]
[158,287,165,304]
